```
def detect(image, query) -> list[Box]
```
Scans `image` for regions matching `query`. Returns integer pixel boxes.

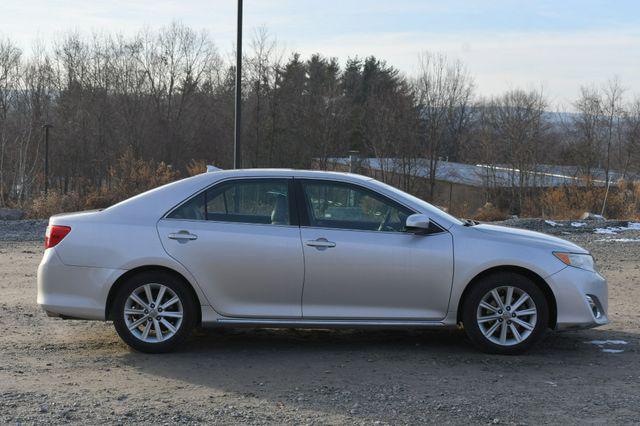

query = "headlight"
[553,252,596,272]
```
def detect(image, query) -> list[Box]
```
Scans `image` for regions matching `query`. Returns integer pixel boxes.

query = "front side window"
[168,179,291,225]
[301,181,412,232]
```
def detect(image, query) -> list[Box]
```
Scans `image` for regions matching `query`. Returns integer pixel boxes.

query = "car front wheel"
[462,272,549,354]
[112,271,197,353]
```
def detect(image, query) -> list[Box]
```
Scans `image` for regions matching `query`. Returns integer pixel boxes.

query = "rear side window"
[168,179,291,225]
[168,193,206,220]
[301,180,413,232]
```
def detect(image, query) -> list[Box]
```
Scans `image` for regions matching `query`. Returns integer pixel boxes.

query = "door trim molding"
[212,318,450,329]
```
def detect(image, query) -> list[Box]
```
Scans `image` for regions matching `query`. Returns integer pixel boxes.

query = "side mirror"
[405,214,431,232]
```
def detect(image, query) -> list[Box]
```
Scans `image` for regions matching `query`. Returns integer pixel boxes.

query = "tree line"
[0,22,638,214]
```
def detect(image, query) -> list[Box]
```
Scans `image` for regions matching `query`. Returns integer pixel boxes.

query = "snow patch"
[585,340,628,354]
[545,220,560,227]
[594,222,640,235]
[587,340,628,345]
[571,222,586,228]
[595,228,617,234]
[595,238,640,243]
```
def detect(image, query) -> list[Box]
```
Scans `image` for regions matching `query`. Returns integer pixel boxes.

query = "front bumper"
[546,265,609,330]
[37,248,124,320]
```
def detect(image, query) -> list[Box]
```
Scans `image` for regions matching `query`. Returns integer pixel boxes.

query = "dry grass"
[473,202,509,221]
[186,159,208,176]
[28,150,181,218]
[534,180,640,220]
[28,191,83,219]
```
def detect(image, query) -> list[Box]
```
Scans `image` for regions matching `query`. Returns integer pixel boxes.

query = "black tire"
[462,272,549,355]
[112,271,197,353]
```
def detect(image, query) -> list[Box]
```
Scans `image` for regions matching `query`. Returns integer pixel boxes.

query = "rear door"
[157,177,304,318]
[297,179,454,320]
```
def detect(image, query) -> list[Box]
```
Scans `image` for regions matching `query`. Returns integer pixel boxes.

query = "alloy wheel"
[124,283,184,343]
[476,286,538,346]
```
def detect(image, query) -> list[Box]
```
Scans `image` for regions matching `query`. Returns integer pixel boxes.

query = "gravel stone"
[1,218,639,424]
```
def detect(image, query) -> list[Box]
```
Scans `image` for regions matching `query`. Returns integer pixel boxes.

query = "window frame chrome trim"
[294,177,446,235]
[162,176,297,227]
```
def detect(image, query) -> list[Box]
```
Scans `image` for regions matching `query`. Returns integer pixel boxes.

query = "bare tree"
[0,24,637,220]
[602,77,626,185]
[414,52,474,201]
[0,39,22,205]
[622,98,640,177]
[482,89,550,213]
[572,86,604,181]
[245,27,279,167]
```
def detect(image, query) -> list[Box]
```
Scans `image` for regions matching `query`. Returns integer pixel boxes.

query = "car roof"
[205,168,374,182]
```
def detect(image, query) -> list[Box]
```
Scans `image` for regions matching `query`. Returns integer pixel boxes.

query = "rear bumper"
[37,248,124,320]
[547,266,609,330]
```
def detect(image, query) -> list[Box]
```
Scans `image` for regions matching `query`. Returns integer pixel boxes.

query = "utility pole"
[43,124,53,194]
[233,0,243,169]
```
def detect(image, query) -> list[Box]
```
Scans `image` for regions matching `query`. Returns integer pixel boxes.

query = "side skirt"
[205,318,452,329]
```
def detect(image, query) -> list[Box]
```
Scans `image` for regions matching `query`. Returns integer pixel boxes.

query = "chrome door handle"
[168,231,198,241]
[305,238,336,249]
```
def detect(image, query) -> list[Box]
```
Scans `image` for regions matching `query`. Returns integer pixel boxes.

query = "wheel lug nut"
[498,310,503,314]
[507,320,512,324]
[506,306,511,311]
[512,313,516,317]
[498,318,503,322]
[150,304,155,308]
[144,309,149,314]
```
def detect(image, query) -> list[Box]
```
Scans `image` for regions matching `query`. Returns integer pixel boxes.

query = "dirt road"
[1,228,639,424]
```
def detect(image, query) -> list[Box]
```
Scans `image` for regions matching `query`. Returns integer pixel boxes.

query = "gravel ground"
[1,219,639,424]
[0,219,47,241]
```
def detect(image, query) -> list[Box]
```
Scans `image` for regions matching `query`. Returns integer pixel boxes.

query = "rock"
[580,212,606,221]
[0,208,25,220]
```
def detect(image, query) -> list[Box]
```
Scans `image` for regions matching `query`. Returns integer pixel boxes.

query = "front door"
[298,179,454,320]
[158,178,304,318]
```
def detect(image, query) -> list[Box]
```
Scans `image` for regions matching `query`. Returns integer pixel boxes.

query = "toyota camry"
[37,169,608,354]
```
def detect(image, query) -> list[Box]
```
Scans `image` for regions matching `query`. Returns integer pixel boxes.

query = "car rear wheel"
[462,272,549,355]
[112,271,197,353]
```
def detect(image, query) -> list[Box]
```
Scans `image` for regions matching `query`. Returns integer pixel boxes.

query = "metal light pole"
[233,0,243,169]
[43,124,53,194]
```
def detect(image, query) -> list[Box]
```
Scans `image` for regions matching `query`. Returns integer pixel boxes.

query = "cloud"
[294,28,640,106]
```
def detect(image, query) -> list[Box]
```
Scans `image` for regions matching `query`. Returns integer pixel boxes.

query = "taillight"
[45,225,71,249]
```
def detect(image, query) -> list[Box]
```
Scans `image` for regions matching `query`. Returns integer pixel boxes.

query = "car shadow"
[114,326,638,421]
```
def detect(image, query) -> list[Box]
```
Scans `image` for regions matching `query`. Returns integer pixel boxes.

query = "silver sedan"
[37,169,608,354]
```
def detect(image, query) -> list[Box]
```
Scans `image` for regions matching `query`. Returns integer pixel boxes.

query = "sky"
[2,0,639,109]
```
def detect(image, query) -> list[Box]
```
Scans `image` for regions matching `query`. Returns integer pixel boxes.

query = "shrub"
[104,149,181,201]
[28,191,82,219]
[535,180,640,220]
[186,159,208,176]
[28,150,182,217]
[473,202,508,221]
